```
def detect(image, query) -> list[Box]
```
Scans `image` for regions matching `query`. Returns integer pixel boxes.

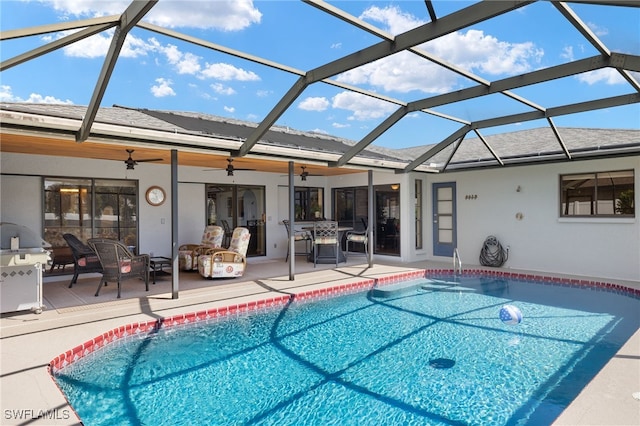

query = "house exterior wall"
[1,152,638,282]
[424,156,639,282]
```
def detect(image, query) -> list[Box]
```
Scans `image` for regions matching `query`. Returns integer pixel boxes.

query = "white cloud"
[298,96,329,111]
[561,45,574,61]
[587,21,609,37]
[331,122,350,129]
[0,85,73,104]
[224,106,235,113]
[331,91,396,121]
[150,78,175,97]
[199,63,260,81]
[43,0,262,31]
[435,29,543,75]
[156,42,201,75]
[146,0,262,31]
[52,29,150,59]
[360,5,424,35]
[256,90,271,97]
[340,5,544,95]
[210,83,236,95]
[577,68,625,85]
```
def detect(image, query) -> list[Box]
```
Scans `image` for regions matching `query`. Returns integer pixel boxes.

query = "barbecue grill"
[0,222,51,314]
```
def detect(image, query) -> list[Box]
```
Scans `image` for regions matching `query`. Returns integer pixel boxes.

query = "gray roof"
[2,101,639,171]
[134,107,397,161]
[397,127,640,168]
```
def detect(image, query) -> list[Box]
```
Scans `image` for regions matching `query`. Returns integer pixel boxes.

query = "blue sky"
[1,0,639,149]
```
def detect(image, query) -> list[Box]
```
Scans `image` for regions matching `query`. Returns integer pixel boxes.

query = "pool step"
[372,278,476,298]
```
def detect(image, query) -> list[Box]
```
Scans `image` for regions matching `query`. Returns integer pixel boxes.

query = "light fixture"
[391,184,399,190]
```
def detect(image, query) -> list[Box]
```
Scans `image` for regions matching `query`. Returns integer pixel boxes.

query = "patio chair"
[62,233,103,288]
[313,221,339,267]
[178,225,224,271]
[198,227,251,279]
[345,221,369,260]
[283,219,312,262]
[88,238,150,299]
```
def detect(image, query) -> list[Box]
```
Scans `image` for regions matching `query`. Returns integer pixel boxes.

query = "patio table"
[149,256,171,284]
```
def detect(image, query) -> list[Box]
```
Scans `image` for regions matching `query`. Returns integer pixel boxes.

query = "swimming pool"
[52,273,639,425]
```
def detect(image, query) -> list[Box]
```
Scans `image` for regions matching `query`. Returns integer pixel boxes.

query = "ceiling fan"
[283,166,322,181]
[123,149,163,170]
[204,158,256,176]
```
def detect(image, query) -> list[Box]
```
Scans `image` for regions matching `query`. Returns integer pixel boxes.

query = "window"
[560,170,634,217]
[294,187,323,221]
[44,178,138,249]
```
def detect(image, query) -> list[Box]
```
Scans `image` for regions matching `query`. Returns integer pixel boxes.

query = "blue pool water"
[54,275,639,425]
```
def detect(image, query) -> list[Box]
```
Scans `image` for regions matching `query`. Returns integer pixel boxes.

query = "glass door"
[375,185,400,256]
[206,184,265,256]
[432,182,456,257]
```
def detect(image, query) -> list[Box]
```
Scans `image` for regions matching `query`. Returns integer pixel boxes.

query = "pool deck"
[1,258,639,425]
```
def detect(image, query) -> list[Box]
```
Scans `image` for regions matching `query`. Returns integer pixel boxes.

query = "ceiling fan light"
[227,170,234,176]
[301,174,307,181]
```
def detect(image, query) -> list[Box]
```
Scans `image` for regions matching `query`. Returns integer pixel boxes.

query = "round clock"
[145,186,166,206]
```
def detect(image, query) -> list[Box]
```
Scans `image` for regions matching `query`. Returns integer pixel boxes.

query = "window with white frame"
[560,170,634,217]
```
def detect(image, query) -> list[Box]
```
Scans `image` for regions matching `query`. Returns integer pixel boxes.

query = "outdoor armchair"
[88,238,150,299]
[178,225,224,271]
[63,233,103,288]
[198,227,251,279]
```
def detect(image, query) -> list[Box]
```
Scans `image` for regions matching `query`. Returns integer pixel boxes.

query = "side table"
[149,257,171,284]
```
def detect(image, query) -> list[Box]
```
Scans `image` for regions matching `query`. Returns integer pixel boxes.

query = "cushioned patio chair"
[283,219,312,262]
[88,238,150,299]
[345,222,369,260]
[63,233,103,288]
[313,221,339,267]
[198,227,251,279]
[178,225,224,271]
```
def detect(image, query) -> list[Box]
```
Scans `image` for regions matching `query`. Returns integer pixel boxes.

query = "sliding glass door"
[205,184,265,256]
[333,184,400,256]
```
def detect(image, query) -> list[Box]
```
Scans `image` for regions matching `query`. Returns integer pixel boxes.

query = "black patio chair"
[62,233,103,288]
[88,238,150,299]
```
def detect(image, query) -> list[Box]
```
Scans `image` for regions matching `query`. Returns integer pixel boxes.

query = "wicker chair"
[62,233,103,288]
[312,221,339,267]
[88,238,150,299]
[283,219,312,262]
[198,227,251,279]
[178,225,224,271]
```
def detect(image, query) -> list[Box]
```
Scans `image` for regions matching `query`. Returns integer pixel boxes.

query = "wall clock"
[145,186,166,206]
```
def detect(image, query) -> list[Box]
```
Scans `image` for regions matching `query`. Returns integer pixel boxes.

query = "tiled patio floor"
[1,257,638,425]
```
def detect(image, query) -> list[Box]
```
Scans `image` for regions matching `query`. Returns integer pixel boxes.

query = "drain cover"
[429,358,455,369]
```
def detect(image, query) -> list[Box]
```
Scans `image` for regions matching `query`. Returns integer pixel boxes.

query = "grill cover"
[0,222,51,250]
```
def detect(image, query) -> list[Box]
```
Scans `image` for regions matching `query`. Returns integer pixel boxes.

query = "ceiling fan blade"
[135,158,163,163]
